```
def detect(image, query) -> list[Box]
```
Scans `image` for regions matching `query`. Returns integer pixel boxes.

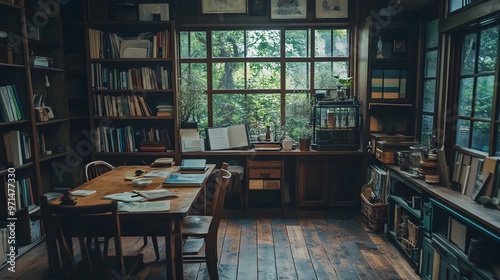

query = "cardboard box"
[263,180,280,189]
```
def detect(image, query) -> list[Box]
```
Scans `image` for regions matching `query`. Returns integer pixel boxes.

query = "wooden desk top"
[182,149,364,156]
[60,164,216,217]
[387,165,500,233]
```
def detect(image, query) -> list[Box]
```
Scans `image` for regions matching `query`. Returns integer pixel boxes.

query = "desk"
[46,164,215,280]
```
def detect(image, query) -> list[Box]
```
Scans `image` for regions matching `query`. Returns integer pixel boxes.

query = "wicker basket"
[360,193,388,232]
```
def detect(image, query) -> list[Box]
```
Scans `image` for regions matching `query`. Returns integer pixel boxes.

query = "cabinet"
[246,158,283,208]
[428,198,500,280]
[311,100,360,151]
[386,170,424,270]
[296,155,363,207]
[0,0,71,266]
[85,0,177,166]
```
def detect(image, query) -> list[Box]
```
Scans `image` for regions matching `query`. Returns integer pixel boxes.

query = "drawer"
[247,161,282,169]
[248,168,281,179]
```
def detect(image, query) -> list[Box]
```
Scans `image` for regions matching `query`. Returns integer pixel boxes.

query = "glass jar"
[409,145,421,174]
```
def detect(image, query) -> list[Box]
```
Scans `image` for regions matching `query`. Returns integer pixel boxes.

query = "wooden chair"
[84,160,160,260]
[181,162,232,280]
[41,196,144,280]
[84,160,115,182]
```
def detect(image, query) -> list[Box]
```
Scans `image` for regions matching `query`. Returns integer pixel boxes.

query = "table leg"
[173,219,184,280]
[165,220,176,280]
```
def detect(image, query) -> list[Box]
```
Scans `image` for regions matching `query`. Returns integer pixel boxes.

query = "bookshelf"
[358,16,418,149]
[0,0,72,267]
[85,0,177,166]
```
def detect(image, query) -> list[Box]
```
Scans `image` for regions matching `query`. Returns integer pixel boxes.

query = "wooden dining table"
[45,164,216,280]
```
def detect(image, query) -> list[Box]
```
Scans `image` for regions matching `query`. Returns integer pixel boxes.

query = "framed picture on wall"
[201,0,248,14]
[315,0,349,19]
[270,0,307,20]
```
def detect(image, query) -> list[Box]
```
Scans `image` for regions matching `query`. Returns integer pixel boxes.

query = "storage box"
[263,180,280,189]
[249,180,263,189]
[376,148,395,163]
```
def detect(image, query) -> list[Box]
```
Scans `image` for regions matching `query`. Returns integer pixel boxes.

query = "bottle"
[376,36,384,59]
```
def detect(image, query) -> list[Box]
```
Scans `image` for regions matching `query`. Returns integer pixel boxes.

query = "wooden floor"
[0,208,418,280]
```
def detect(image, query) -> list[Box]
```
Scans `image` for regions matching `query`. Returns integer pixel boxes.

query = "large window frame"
[451,23,500,156]
[178,26,353,141]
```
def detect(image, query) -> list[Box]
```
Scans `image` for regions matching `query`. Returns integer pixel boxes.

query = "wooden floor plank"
[237,213,258,280]
[287,225,316,280]
[271,209,298,280]
[313,211,358,280]
[297,211,339,280]
[256,209,277,280]
[0,209,419,280]
[218,213,241,280]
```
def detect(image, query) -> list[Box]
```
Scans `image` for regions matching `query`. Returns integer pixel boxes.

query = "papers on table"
[143,170,173,178]
[133,189,177,200]
[103,192,147,202]
[118,201,170,212]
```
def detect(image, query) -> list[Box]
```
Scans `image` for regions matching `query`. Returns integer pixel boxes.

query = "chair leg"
[103,237,109,257]
[151,236,160,260]
[205,238,219,280]
[142,236,148,245]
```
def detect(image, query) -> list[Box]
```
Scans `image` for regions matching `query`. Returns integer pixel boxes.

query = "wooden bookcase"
[84,0,177,167]
[358,16,418,153]
[61,1,91,187]
[0,0,71,266]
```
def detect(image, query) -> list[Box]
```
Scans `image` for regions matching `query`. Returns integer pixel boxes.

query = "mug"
[282,139,293,151]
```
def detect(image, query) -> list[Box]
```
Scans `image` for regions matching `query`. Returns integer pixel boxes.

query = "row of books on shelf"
[2,130,31,167]
[371,69,407,99]
[96,126,173,153]
[9,177,34,212]
[452,151,500,200]
[90,63,171,90]
[0,85,24,122]
[88,29,171,59]
[93,94,155,117]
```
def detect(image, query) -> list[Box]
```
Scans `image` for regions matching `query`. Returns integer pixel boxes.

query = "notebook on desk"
[163,173,206,187]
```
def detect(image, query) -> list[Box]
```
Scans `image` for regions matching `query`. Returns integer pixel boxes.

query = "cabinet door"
[329,156,362,206]
[296,157,329,207]
[421,238,434,280]
[439,256,460,280]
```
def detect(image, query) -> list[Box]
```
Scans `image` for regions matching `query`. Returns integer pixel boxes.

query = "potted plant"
[334,75,353,99]
[297,125,313,151]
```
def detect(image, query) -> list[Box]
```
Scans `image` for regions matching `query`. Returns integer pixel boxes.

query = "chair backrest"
[84,160,115,181]
[208,162,231,238]
[41,196,124,279]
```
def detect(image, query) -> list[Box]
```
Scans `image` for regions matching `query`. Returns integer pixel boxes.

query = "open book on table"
[205,124,250,151]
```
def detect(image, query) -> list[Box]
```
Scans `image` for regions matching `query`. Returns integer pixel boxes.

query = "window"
[419,19,439,144]
[454,24,499,154]
[179,28,351,141]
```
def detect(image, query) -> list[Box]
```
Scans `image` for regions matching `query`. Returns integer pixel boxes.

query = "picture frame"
[315,0,349,19]
[270,0,307,20]
[201,0,247,14]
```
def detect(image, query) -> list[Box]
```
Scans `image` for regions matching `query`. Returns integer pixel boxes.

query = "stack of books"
[151,157,175,167]
[31,56,49,67]
[139,141,166,152]
[179,159,208,174]
[253,141,281,151]
[156,103,174,117]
